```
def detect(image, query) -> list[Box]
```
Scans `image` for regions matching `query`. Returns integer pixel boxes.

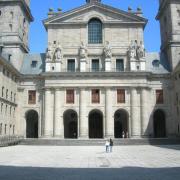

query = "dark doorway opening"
[64,110,78,139]
[114,109,128,138]
[89,110,103,139]
[153,109,166,138]
[26,110,38,138]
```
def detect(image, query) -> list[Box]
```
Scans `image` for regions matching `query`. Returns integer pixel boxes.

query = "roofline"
[0,55,21,77]
[43,2,148,29]
[0,0,34,22]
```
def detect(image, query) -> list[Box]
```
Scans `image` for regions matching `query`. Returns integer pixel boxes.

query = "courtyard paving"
[0,145,180,179]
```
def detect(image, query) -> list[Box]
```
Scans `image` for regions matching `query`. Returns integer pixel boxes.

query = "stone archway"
[63,109,78,139]
[26,110,38,138]
[114,109,129,138]
[89,109,103,139]
[153,109,166,138]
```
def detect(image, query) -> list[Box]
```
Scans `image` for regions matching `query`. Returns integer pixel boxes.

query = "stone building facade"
[0,0,179,139]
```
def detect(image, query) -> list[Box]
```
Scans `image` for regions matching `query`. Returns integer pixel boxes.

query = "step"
[20,138,180,146]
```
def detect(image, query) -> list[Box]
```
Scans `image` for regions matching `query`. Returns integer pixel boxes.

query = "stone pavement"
[0,145,180,179]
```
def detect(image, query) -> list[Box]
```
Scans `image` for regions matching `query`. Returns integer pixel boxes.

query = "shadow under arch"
[63,109,78,139]
[25,109,38,138]
[114,109,129,138]
[88,109,103,139]
[153,109,166,138]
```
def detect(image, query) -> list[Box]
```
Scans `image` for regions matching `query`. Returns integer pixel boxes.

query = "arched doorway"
[63,109,78,139]
[89,110,103,138]
[26,110,38,138]
[153,109,166,138]
[114,109,128,138]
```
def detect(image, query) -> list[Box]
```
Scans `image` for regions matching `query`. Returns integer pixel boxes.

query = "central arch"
[63,109,78,139]
[114,109,129,138]
[153,109,166,138]
[89,109,103,139]
[26,110,38,138]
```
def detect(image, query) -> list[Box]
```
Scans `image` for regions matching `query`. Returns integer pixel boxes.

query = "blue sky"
[29,0,160,53]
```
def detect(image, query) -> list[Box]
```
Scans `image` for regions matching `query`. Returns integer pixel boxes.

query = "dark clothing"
[110,139,113,146]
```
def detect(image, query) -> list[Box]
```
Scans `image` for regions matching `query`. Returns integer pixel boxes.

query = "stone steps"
[20,138,180,146]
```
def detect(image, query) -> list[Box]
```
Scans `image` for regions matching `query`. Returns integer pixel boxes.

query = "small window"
[28,90,36,104]
[92,59,99,72]
[67,59,75,72]
[66,89,74,104]
[117,89,125,103]
[116,59,124,72]
[54,41,56,44]
[0,10,2,16]
[31,61,37,68]
[92,89,100,103]
[52,66,55,71]
[156,89,164,104]
[0,123,2,135]
[152,60,160,68]
[5,124,7,135]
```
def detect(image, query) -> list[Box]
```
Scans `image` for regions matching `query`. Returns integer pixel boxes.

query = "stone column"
[79,88,88,138]
[54,89,63,138]
[140,88,148,137]
[44,89,54,137]
[105,88,113,138]
[131,88,141,137]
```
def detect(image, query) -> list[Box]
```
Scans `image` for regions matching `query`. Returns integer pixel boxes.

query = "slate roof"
[20,53,45,75]
[145,52,170,74]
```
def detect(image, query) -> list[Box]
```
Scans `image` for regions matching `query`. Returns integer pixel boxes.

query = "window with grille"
[66,89,74,104]
[88,18,102,44]
[67,59,75,72]
[28,90,36,104]
[92,59,99,72]
[156,90,164,104]
[116,59,124,71]
[117,89,125,103]
[92,89,100,103]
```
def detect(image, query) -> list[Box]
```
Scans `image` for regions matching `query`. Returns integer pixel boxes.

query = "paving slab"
[0,145,180,179]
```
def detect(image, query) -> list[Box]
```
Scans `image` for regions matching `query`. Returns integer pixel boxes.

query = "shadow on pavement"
[0,166,180,180]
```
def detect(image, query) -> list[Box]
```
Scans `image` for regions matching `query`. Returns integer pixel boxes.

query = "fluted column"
[105,88,113,138]
[44,89,54,137]
[79,88,88,138]
[131,88,141,137]
[54,89,63,138]
[141,88,149,137]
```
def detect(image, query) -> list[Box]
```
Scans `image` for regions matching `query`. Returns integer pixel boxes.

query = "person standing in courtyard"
[105,139,110,153]
[109,138,113,153]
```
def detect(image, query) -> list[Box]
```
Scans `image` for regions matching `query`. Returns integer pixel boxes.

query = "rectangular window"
[67,59,75,72]
[31,61,37,68]
[0,123,2,135]
[116,59,124,72]
[92,89,100,103]
[28,90,36,104]
[66,89,74,104]
[117,89,125,103]
[156,90,164,104]
[92,59,99,72]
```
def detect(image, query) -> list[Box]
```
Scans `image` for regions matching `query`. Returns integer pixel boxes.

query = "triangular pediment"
[43,3,147,27]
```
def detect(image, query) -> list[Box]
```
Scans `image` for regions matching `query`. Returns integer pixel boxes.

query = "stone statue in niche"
[104,41,112,58]
[79,42,87,59]
[46,43,52,61]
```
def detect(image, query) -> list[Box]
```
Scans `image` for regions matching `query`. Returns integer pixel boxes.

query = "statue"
[46,43,52,61]
[104,41,112,58]
[54,46,62,62]
[137,41,145,59]
[79,42,87,59]
[128,40,145,60]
